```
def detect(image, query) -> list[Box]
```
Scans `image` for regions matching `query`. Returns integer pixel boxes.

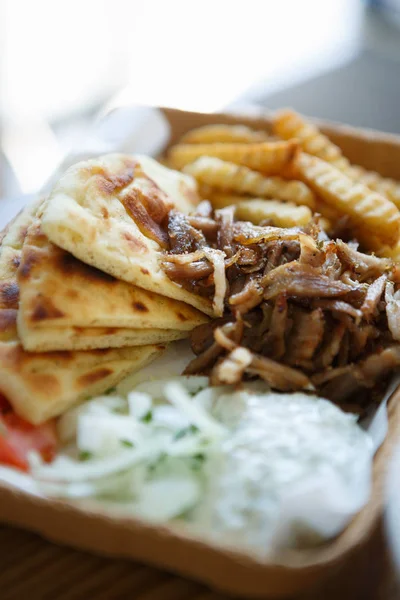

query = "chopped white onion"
[152,405,190,430]
[32,377,224,525]
[164,382,226,438]
[58,395,126,444]
[134,376,208,399]
[203,248,226,317]
[127,391,152,420]
[32,447,153,482]
[77,414,143,455]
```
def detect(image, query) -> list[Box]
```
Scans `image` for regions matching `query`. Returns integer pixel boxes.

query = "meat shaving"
[385,281,400,341]
[263,263,354,300]
[263,295,288,359]
[285,307,325,366]
[211,347,253,385]
[318,322,346,369]
[360,274,387,319]
[162,205,400,409]
[203,248,227,317]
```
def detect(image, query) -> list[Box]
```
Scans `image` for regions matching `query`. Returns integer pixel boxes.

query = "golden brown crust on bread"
[41,154,214,315]
[0,201,164,423]
[0,339,162,423]
[17,216,208,349]
[20,325,187,352]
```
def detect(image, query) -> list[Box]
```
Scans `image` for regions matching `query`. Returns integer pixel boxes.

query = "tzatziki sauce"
[191,389,373,555]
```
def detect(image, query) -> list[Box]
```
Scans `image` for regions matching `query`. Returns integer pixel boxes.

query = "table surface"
[0,522,398,600]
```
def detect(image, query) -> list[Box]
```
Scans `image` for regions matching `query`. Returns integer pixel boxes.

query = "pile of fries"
[164,111,400,260]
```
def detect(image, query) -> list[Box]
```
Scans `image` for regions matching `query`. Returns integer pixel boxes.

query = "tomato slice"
[0,412,57,472]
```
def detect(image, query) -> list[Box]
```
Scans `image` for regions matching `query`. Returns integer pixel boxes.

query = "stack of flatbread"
[0,154,211,424]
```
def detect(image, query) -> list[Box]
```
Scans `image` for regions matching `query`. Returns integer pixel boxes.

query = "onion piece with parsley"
[30,376,224,521]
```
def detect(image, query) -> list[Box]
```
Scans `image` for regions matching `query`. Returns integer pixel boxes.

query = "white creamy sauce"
[29,374,374,556]
[192,391,373,554]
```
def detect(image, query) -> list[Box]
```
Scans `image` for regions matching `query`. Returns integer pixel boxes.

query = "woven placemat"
[0,523,397,600]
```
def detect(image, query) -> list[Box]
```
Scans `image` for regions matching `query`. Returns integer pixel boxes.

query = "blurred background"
[0,0,400,198]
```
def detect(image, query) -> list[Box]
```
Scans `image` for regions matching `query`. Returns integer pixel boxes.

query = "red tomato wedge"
[0,403,57,472]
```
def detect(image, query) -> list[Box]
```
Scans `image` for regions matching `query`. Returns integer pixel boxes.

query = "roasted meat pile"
[163,202,400,408]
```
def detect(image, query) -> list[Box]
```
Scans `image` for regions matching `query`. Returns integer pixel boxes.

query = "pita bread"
[0,202,164,424]
[0,339,161,425]
[17,213,207,351]
[131,154,200,214]
[21,325,187,353]
[41,154,214,316]
[0,198,43,249]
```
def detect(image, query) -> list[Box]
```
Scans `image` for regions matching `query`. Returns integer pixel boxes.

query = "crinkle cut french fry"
[314,204,381,250]
[209,193,248,209]
[317,187,397,246]
[179,124,270,144]
[314,199,343,223]
[317,216,332,233]
[347,165,400,210]
[318,214,392,254]
[183,157,316,209]
[311,201,339,234]
[354,228,389,254]
[273,109,348,169]
[296,152,400,246]
[197,183,215,200]
[378,240,400,262]
[208,192,312,227]
[168,140,298,175]
[274,110,400,210]
[235,199,312,228]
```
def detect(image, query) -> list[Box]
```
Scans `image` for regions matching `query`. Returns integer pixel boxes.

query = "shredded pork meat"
[285,307,325,367]
[162,207,400,411]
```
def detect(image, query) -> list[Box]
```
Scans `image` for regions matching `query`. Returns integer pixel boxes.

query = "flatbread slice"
[0,340,161,424]
[0,202,164,424]
[41,154,214,316]
[17,213,207,352]
[21,325,187,353]
[0,197,43,249]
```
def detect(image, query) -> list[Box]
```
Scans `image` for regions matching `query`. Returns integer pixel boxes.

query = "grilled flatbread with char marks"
[21,324,186,353]
[17,213,207,351]
[0,201,163,424]
[41,154,214,316]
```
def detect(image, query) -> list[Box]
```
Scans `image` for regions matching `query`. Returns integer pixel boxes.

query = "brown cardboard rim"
[1,107,400,598]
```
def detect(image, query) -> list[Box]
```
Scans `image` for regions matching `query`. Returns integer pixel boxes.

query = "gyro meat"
[163,209,400,407]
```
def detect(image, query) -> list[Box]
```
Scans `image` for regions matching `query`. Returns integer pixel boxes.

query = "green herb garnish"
[120,439,134,448]
[191,453,205,470]
[79,450,92,461]
[173,424,199,441]
[149,451,167,472]
[193,452,205,461]
[141,410,153,423]
[105,386,117,395]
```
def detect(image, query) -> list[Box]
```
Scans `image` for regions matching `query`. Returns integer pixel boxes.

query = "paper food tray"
[0,107,400,598]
